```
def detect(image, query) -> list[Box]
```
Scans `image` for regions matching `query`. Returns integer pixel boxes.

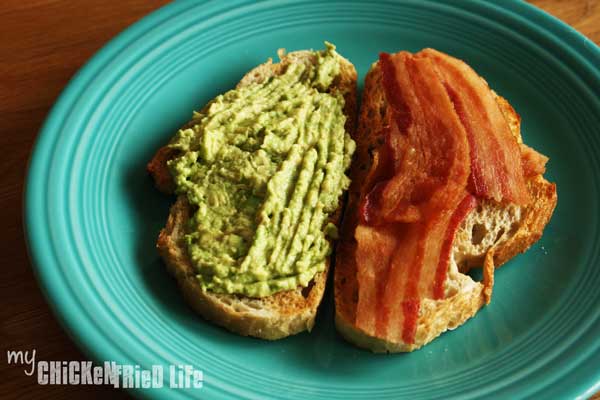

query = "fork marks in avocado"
[167,43,355,297]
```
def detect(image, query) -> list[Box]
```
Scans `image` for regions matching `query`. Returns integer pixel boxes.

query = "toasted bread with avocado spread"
[148,44,357,339]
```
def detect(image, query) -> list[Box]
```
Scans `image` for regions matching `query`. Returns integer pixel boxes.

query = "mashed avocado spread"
[167,43,355,297]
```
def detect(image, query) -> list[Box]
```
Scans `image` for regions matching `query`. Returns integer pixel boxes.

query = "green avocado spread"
[167,43,355,298]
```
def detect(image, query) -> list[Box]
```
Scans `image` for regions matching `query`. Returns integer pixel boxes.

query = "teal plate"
[25,1,600,399]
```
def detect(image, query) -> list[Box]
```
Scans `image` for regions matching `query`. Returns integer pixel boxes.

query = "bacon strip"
[433,194,477,299]
[355,49,537,345]
[355,52,471,342]
[361,53,470,225]
[355,224,400,335]
[376,223,419,341]
[420,49,530,205]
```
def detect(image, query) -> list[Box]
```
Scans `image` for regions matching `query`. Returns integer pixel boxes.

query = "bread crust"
[148,50,357,340]
[334,62,557,352]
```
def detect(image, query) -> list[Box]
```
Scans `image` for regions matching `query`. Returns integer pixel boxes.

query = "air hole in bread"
[494,228,505,244]
[222,297,232,306]
[301,280,315,298]
[471,223,487,245]
[244,302,261,310]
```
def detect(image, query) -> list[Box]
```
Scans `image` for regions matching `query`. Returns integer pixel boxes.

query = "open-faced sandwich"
[148,44,556,350]
[148,43,357,339]
[334,49,557,352]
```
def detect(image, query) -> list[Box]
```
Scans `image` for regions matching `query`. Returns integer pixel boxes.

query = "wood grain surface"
[1,1,598,399]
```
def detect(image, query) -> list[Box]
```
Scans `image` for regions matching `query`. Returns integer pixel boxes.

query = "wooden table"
[1,1,598,399]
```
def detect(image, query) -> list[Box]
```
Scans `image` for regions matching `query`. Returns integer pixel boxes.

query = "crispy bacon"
[355,224,401,335]
[433,194,477,299]
[355,52,471,342]
[354,49,542,345]
[420,49,530,205]
[361,53,470,225]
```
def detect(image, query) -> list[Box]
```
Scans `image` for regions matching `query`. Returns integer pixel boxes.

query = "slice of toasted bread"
[334,61,557,352]
[148,49,357,340]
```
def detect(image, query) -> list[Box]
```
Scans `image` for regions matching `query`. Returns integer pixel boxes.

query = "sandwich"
[334,49,557,352]
[147,43,357,340]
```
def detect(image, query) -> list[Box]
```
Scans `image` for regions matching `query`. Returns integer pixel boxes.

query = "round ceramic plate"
[25,1,600,399]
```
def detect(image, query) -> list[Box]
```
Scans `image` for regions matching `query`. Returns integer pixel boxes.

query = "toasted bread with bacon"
[334,50,557,352]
